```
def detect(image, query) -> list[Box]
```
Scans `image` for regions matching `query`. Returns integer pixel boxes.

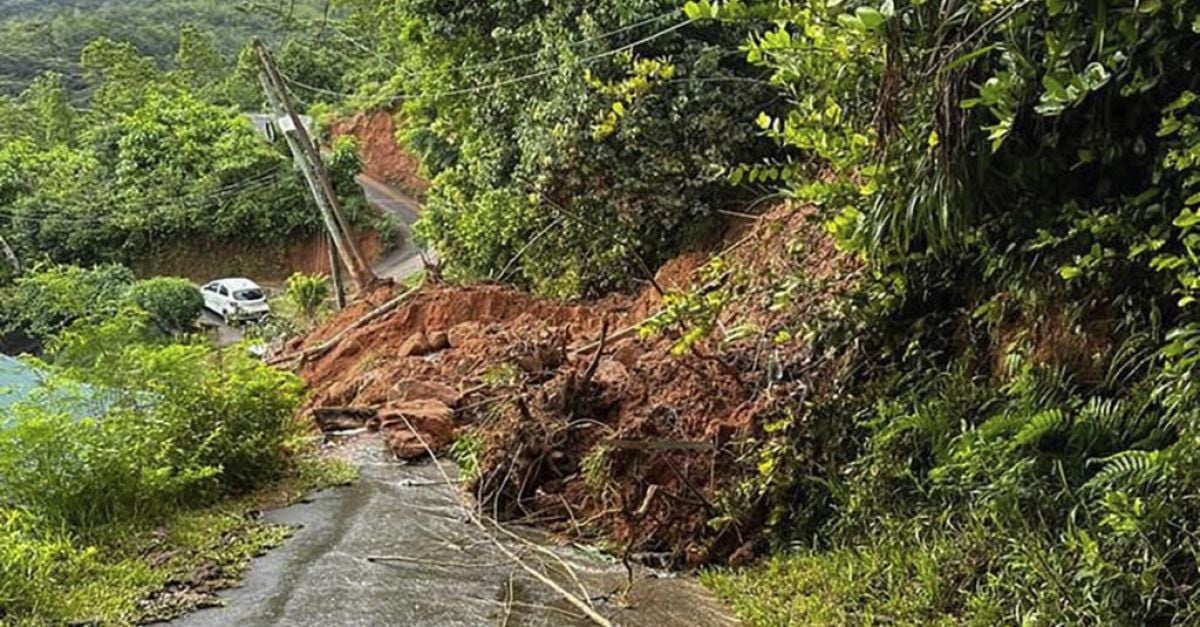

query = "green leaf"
[855,7,886,30]
[1042,74,1067,100]
[1175,209,1200,228]
[1060,265,1082,280]
[1046,0,1066,15]
[1137,0,1161,13]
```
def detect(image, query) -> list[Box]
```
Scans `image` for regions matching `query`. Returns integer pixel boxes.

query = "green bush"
[124,276,203,336]
[0,263,133,344]
[345,0,780,296]
[0,509,86,620]
[285,272,330,325]
[0,315,305,532]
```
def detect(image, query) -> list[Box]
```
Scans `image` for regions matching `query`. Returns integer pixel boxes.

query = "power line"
[284,14,695,103]
[0,168,292,226]
[327,10,678,82]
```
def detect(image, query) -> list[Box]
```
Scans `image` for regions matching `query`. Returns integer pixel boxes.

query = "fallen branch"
[268,285,421,366]
[570,322,640,357]
[578,320,610,391]
[599,439,716,452]
[392,413,615,627]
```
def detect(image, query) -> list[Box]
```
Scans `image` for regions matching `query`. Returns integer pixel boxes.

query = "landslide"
[279,203,861,568]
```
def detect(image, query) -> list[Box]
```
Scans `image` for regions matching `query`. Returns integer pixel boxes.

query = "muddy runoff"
[171,435,736,627]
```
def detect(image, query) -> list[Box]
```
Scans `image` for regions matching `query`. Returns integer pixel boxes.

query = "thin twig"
[392,414,616,627]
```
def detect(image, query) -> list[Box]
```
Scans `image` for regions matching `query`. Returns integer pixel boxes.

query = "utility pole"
[254,39,377,292]
[327,233,346,309]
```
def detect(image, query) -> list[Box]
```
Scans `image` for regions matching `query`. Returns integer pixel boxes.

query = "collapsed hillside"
[276,203,858,567]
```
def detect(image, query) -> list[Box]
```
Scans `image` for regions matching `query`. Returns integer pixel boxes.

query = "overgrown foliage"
[0,0,328,101]
[0,304,312,623]
[334,0,781,296]
[0,20,370,272]
[687,0,1200,624]
[0,264,210,351]
[125,276,205,336]
[285,271,331,325]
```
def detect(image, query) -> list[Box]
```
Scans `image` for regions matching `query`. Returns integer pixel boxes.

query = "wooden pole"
[328,233,346,309]
[254,40,377,291]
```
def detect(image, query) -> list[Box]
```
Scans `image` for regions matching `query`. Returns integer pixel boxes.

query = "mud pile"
[330,111,429,197]
[279,203,860,567]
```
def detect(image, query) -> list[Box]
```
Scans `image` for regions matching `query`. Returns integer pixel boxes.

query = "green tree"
[175,24,228,98]
[347,0,779,296]
[18,72,75,147]
[285,272,330,325]
[79,37,158,116]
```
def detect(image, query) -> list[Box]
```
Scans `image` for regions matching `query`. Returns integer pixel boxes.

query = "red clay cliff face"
[330,111,429,197]
[281,203,861,568]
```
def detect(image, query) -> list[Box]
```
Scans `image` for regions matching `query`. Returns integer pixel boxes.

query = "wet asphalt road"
[171,438,738,627]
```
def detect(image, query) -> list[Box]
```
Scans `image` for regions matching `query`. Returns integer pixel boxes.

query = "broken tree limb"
[579,320,609,391]
[312,406,379,432]
[268,285,421,367]
[391,413,615,627]
[0,233,20,275]
[570,322,640,357]
[599,439,717,452]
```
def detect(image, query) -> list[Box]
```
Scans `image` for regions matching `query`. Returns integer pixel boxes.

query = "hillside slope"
[0,0,323,98]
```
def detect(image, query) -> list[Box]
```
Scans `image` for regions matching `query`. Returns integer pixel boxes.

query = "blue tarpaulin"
[0,355,108,424]
[0,354,46,414]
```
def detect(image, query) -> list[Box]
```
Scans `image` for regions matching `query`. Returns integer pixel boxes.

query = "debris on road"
[280,203,861,567]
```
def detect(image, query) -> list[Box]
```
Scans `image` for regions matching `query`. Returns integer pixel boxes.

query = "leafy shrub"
[0,315,305,532]
[124,276,203,336]
[0,263,133,344]
[688,0,1200,623]
[285,272,330,325]
[350,0,780,296]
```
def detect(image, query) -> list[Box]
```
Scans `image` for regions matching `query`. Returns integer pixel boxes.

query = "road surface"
[357,174,435,282]
[171,435,738,627]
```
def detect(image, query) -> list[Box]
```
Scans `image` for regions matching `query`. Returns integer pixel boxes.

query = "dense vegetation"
[329,0,782,296]
[0,14,373,272]
[0,0,327,100]
[5,0,1200,623]
[328,0,1200,623]
[0,263,326,623]
[686,0,1200,624]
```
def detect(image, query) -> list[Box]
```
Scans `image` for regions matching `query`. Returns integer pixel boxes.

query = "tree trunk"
[0,233,20,275]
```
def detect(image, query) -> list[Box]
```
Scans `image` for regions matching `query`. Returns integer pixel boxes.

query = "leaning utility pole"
[327,233,346,309]
[254,39,377,292]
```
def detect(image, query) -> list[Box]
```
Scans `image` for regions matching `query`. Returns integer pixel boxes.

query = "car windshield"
[234,289,264,302]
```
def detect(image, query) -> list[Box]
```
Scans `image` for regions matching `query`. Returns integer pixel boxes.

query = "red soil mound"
[330,111,429,197]
[280,203,860,568]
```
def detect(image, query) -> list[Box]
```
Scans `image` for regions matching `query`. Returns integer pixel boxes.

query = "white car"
[201,278,271,324]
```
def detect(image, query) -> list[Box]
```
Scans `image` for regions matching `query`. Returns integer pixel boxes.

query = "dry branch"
[390,413,615,627]
[269,285,421,367]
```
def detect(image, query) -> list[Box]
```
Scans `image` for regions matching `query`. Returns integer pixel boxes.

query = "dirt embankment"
[280,203,861,568]
[330,111,428,198]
